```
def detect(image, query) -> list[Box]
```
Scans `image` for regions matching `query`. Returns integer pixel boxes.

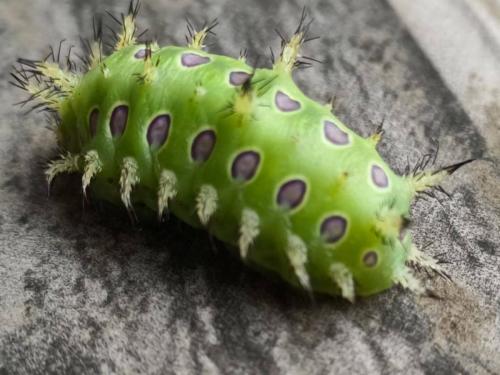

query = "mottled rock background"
[0,0,499,374]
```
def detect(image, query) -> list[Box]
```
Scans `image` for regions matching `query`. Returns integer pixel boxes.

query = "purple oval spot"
[324,120,349,145]
[110,105,128,137]
[229,71,251,86]
[134,49,146,59]
[277,179,307,209]
[89,108,99,137]
[320,216,347,243]
[275,91,301,112]
[147,114,171,148]
[363,251,378,267]
[191,130,216,162]
[181,53,210,67]
[371,165,389,188]
[231,151,260,181]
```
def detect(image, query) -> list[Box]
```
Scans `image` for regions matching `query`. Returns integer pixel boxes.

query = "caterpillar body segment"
[13,3,471,300]
[54,43,415,297]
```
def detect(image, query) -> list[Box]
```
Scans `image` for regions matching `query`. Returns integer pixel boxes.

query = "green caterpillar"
[11,2,472,301]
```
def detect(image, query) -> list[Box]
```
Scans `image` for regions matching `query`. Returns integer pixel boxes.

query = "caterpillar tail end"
[407,159,475,196]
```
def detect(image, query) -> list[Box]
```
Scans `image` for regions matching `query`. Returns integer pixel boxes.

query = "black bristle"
[106,10,122,27]
[129,0,141,18]
[375,116,385,136]
[435,185,451,199]
[43,50,53,63]
[241,73,254,95]
[301,55,324,64]
[303,35,320,43]
[185,17,218,46]
[269,47,275,64]
[65,45,75,71]
[145,40,152,60]
[239,48,248,60]
[17,58,38,69]
[93,15,103,41]
[104,24,120,46]
[274,28,288,44]
[185,16,195,39]
[295,6,308,35]
[137,28,149,40]
[431,140,440,166]
[56,39,65,63]
[437,158,476,175]
[9,67,28,89]
[205,18,219,35]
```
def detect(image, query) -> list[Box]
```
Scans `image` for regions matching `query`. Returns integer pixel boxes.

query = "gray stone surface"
[0,0,499,374]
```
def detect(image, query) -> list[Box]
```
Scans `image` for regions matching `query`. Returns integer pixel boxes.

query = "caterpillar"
[11,2,473,302]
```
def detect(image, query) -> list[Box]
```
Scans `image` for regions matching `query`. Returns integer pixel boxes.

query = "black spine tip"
[439,158,476,175]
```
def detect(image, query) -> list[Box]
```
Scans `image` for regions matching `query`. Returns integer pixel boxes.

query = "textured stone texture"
[0,0,499,374]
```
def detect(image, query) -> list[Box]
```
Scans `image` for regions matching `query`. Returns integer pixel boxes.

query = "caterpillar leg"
[330,263,355,303]
[119,157,140,210]
[45,152,80,188]
[196,185,218,225]
[157,169,178,219]
[82,150,102,197]
[407,244,450,281]
[286,233,311,291]
[393,267,425,294]
[238,208,260,259]
[392,244,447,296]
